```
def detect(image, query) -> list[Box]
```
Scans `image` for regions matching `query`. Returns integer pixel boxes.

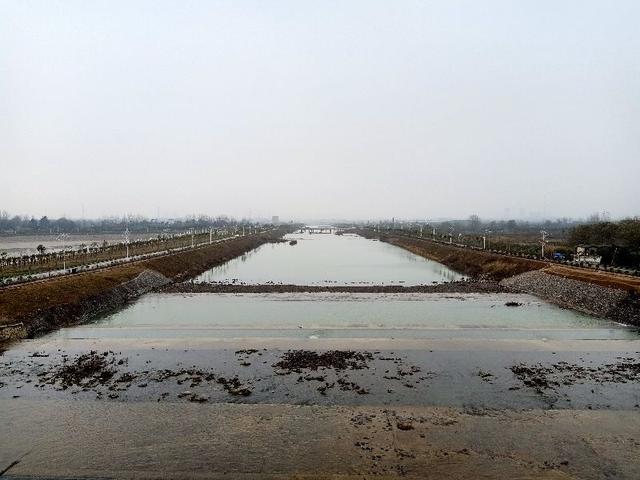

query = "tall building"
[271,216,279,225]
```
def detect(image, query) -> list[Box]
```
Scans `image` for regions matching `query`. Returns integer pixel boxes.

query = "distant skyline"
[2,1,639,220]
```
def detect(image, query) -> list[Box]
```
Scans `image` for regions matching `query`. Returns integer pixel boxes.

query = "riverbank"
[360,230,640,326]
[0,230,288,339]
[357,229,545,280]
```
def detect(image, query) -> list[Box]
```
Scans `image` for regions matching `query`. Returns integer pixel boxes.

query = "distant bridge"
[300,225,341,234]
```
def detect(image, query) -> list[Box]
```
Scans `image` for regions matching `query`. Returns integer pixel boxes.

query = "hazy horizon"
[3,1,639,220]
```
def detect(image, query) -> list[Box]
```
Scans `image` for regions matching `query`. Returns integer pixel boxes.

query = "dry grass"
[0,265,144,323]
[384,236,544,281]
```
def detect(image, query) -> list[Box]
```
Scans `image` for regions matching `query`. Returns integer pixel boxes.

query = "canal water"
[194,232,463,285]
[1,232,639,410]
[48,292,636,342]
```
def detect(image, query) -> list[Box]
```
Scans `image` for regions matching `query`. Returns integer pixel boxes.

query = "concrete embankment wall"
[0,231,287,339]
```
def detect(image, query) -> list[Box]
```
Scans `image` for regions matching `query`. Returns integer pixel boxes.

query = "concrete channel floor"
[2,399,640,479]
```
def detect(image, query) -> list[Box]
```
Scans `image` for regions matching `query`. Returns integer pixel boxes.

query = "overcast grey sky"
[2,1,639,221]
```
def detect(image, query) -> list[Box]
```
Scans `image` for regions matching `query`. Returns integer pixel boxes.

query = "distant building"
[574,245,602,265]
[272,216,280,225]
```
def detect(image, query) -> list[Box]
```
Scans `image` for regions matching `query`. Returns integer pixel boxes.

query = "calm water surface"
[47,292,638,341]
[195,233,463,285]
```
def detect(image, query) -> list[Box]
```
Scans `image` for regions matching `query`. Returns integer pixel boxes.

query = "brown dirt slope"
[365,232,544,281]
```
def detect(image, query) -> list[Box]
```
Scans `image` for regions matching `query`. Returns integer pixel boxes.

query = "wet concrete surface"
[2,399,640,479]
[1,338,639,410]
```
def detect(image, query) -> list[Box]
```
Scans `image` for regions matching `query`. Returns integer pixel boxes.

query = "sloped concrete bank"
[0,230,288,340]
[501,270,640,327]
[22,269,172,338]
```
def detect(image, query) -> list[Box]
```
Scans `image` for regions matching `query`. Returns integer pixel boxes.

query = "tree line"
[0,211,257,235]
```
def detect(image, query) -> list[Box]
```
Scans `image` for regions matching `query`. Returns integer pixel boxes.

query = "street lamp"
[124,228,130,260]
[482,229,492,250]
[56,233,69,271]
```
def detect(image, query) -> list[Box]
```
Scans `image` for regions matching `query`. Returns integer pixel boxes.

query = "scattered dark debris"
[477,370,495,382]
[235,349,259,355]
[510,364,556,392]
[510,358,640,392]
[273,350,373,373]
[505,301,523,307]
[337,377,369,394]
[350,413,376,426]
[216,376,252,396]
[189,393,209,403]
[49,351,117,389]
[317,382,335,395]
[396,421,414,431]
[354,441,373,451]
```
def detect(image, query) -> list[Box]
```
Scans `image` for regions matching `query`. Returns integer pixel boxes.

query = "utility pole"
[540,230,548,259]
[449,226,453,244]
[209,227,213,245]
[420,225,423,237]
[191,229,195,248]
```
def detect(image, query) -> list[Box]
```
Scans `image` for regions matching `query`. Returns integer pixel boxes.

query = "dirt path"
[544,264,640,293]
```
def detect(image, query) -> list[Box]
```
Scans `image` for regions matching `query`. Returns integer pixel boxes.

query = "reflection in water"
[196,233,464,285]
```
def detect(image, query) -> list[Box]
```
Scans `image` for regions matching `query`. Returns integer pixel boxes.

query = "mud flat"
[0,230,288,339]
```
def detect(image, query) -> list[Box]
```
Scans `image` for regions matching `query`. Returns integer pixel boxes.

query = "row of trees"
[369,216,582,239]
[0,211,259,235]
